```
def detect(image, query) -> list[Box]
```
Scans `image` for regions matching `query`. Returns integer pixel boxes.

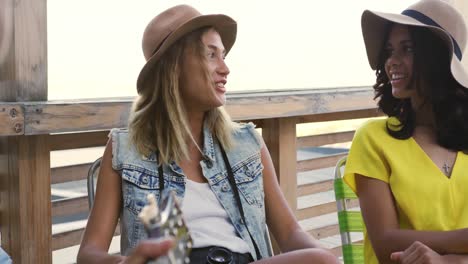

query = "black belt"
[190,246,253,264]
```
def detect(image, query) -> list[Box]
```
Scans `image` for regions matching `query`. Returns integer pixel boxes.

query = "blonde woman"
[77,5,339,264]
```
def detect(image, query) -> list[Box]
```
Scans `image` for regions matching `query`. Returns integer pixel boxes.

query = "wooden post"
[262,118,297,254]
[262,118,298,210]
[0,0,50,263]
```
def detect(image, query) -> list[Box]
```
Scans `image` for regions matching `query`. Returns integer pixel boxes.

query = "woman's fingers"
[123,238,174,264]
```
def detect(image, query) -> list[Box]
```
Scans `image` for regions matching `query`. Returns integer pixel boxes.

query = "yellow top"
[344,118,468,264]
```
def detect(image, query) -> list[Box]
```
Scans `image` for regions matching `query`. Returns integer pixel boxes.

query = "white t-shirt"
[181,179,250,254]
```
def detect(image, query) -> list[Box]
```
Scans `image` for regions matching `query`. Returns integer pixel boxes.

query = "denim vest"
[111,122,270,260]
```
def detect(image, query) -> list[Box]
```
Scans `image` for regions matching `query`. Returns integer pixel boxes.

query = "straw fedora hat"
[136,5,237,94]
[361,0,468,88]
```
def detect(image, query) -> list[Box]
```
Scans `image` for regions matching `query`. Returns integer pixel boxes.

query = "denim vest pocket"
[121,168,161,249]
[233,153,264,207]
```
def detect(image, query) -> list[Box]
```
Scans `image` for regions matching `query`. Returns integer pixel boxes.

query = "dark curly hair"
[373,24,468,152]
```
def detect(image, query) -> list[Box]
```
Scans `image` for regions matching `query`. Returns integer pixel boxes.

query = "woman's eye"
[207,52,215,58]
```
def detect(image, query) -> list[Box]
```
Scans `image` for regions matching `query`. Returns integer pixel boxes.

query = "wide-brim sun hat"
[137,5,237,94]
[361,0,468,89]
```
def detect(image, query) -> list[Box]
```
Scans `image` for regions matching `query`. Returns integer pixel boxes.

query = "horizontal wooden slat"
[296,199,360,220]
[297,108,382,124]
[51,163,92,184]
[297,153,348,172]
[330,245,343,257]
[0,104,24,136]
[308,224,339,239]
[24,100,133,135]
[297,131,355,148]
[226,87,375,121]
[52,225,120,251]
[52,228,84,251]
[297,179,334,196]
[52,195,88,217]
[50,131,109,151]
[296,201,337,220]
[330,240,364,257]
[5,87,376,135]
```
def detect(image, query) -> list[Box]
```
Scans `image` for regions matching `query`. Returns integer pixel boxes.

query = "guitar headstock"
[139,191,193,264]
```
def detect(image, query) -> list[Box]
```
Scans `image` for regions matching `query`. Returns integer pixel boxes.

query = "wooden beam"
[52,228,85,251]
[297,153,348,172]
[49,131,108,151]
[24,100,132,135]
[52,225,120,251]
[297,108,381,124]
[51,163,92,184]
[52,195,88,217]
[0,0,50,262]
[262,118,297,209]
[225,87,375,121]
[7,87,376,135]
[296,201,338,220]
[1,136,51,262]
[261,117,297,255]
[297,179,334,196]
[330,240,364,257]
[296,199,359,220]
[0,104,24,136]
[308,224,339,240]
[330,246,343,257]
[297,131,355,148]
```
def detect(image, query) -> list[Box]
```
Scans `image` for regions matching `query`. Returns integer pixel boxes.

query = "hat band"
[402,9,462,60]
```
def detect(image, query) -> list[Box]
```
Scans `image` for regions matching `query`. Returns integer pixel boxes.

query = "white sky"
[47,1,414,100]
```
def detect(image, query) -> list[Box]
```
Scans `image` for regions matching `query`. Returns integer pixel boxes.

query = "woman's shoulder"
[108,128,148,169]
[357,118,387,133]
[109,128,129,138]
[109,128,132,150]
[231,121,263,149]
[354,118,394,140]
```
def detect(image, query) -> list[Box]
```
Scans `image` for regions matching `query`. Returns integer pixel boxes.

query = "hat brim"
[137,14,237,93]
[362,10,468,89]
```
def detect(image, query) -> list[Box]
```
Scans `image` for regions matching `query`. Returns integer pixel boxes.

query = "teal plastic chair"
[334,156,365,263]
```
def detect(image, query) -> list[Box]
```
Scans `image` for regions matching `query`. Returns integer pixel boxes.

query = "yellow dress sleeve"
[343,119,391,194]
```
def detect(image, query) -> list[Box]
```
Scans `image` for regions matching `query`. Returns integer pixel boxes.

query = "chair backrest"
[333,156,365,264]
[86,156,275,256]
[87,157,102,209]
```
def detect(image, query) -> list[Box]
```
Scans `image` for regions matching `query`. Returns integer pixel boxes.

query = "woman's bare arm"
[77,138,125,263]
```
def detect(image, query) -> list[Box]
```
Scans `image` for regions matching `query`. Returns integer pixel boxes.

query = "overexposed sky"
[47,1,413,100]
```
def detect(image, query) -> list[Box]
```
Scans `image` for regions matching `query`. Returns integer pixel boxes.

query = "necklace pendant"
[442,163,451,175]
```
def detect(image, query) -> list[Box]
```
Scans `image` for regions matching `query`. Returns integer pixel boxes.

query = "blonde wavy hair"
[129,27,237,165]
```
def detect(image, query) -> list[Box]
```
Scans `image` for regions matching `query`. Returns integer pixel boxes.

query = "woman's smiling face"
[384,24,415,99]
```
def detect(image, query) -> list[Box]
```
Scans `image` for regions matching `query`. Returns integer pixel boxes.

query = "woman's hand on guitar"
[119,238,174,264]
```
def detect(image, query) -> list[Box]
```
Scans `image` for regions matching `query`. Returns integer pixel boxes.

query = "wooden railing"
[0,87,381,263]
